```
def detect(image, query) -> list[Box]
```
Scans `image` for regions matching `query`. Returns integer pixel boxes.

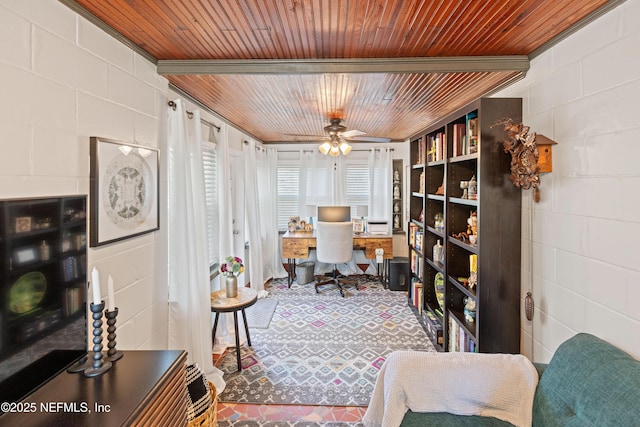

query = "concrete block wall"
[495,0,640,361]
[0,0,170,350]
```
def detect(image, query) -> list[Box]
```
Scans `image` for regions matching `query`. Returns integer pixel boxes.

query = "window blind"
[202,143,219,266]
[346,162,369,218]
[277,161,299,230]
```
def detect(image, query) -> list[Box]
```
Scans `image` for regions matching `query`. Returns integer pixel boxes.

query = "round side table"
[210,286,258,372]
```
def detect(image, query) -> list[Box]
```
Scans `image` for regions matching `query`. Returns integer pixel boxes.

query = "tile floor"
[217,402,366,425]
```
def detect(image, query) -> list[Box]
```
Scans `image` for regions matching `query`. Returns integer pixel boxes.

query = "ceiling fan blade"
[346,136,392,143]
[340,129,367,138]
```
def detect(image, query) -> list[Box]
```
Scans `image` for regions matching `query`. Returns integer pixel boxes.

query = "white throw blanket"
[363,350,538,427]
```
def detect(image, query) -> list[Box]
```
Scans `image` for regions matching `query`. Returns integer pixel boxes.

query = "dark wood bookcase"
[408,98,522,354]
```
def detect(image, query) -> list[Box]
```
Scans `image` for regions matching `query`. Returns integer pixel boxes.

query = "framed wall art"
[90,137,159,247]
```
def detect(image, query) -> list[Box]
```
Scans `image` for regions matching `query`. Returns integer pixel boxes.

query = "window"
[277,161,299,230]
[345,162,369,219]
[202,143,219,266]
[276,155,377,230]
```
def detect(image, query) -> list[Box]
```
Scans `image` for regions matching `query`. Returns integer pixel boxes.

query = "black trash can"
[389,257,410,291]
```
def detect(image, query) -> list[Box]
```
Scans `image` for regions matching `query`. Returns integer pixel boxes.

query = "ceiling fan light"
[329,145,340,156]
[319,142,331,155]
[339,142,352,155]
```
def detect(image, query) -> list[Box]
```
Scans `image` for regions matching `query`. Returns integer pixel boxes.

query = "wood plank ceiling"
[64,0,617,144]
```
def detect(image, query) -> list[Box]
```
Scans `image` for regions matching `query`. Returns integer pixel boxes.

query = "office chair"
[314,221,358,297]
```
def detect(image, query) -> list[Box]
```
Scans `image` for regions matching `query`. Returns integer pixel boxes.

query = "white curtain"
[243,140,268,296]
[369,148,393,231]
[211,122,247,354]
[244,142,288,288]
[166,99,225,392]
[333,154,347,205]
[299,150,333,209]
[365,148,393,273]
[262,147,287,279]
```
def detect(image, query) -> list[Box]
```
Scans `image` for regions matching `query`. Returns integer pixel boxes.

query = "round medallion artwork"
[102,152,154,230]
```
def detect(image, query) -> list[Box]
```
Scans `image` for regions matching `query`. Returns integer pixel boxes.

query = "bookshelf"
[408,98,522,354]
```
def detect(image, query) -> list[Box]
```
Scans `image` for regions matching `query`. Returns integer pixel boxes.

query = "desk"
[282,231,393,287]
[210,287,258,372]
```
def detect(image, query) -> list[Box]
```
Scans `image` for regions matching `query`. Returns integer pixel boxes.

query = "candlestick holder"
[84,301,112,377]
[105,307,124,362]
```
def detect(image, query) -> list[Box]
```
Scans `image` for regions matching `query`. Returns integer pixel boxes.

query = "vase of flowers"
[219,256,244,298]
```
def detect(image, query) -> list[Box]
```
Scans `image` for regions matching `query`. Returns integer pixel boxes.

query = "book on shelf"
[469,254,477,273]
[410,250,423,278]
[429,132,446,162]
[448,316,477,352]
[423,309,443,345]
[416,136,426,164]
[62,256,79,282]
[409,223,422,246]
[63,286,84,317]
[410,250,416,273]
[410,279,423,312]
[452,123,467,157]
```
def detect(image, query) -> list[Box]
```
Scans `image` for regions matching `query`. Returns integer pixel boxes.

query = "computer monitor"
[317,206,351,222]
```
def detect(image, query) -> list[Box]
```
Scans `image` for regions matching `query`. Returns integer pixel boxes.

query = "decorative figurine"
[434,213,444,231]
[464,297,477,322]
[468,175,477,200]
[460,181,469,199]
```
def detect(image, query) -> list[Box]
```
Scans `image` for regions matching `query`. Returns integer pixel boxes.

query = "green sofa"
[400,333,640,426]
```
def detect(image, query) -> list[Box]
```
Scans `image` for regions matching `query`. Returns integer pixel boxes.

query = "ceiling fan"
[317,118,391,156]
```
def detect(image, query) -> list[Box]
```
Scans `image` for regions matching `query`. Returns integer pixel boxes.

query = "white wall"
[495,0,640,362]
[0,0,170,350]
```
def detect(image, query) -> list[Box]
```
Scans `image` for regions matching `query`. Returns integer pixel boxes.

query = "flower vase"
[225,274,238,298]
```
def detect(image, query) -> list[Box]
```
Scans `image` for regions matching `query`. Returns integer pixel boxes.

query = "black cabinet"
[0,351,187,426]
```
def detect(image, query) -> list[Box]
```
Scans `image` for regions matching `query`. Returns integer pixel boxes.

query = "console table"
[282,231,393,286]
[0,350,187,426]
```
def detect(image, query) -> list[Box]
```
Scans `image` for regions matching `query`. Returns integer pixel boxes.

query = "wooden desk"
[0,350,187,426]
[210,287,258,372]
[282,231,393,287]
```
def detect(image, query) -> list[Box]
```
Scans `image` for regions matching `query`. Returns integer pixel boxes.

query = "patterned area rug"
[217,276,435,406]
[245,298,278,329]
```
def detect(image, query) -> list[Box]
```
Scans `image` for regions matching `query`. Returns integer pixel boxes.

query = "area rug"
[245,298,278,329]
[217,276,435,406]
